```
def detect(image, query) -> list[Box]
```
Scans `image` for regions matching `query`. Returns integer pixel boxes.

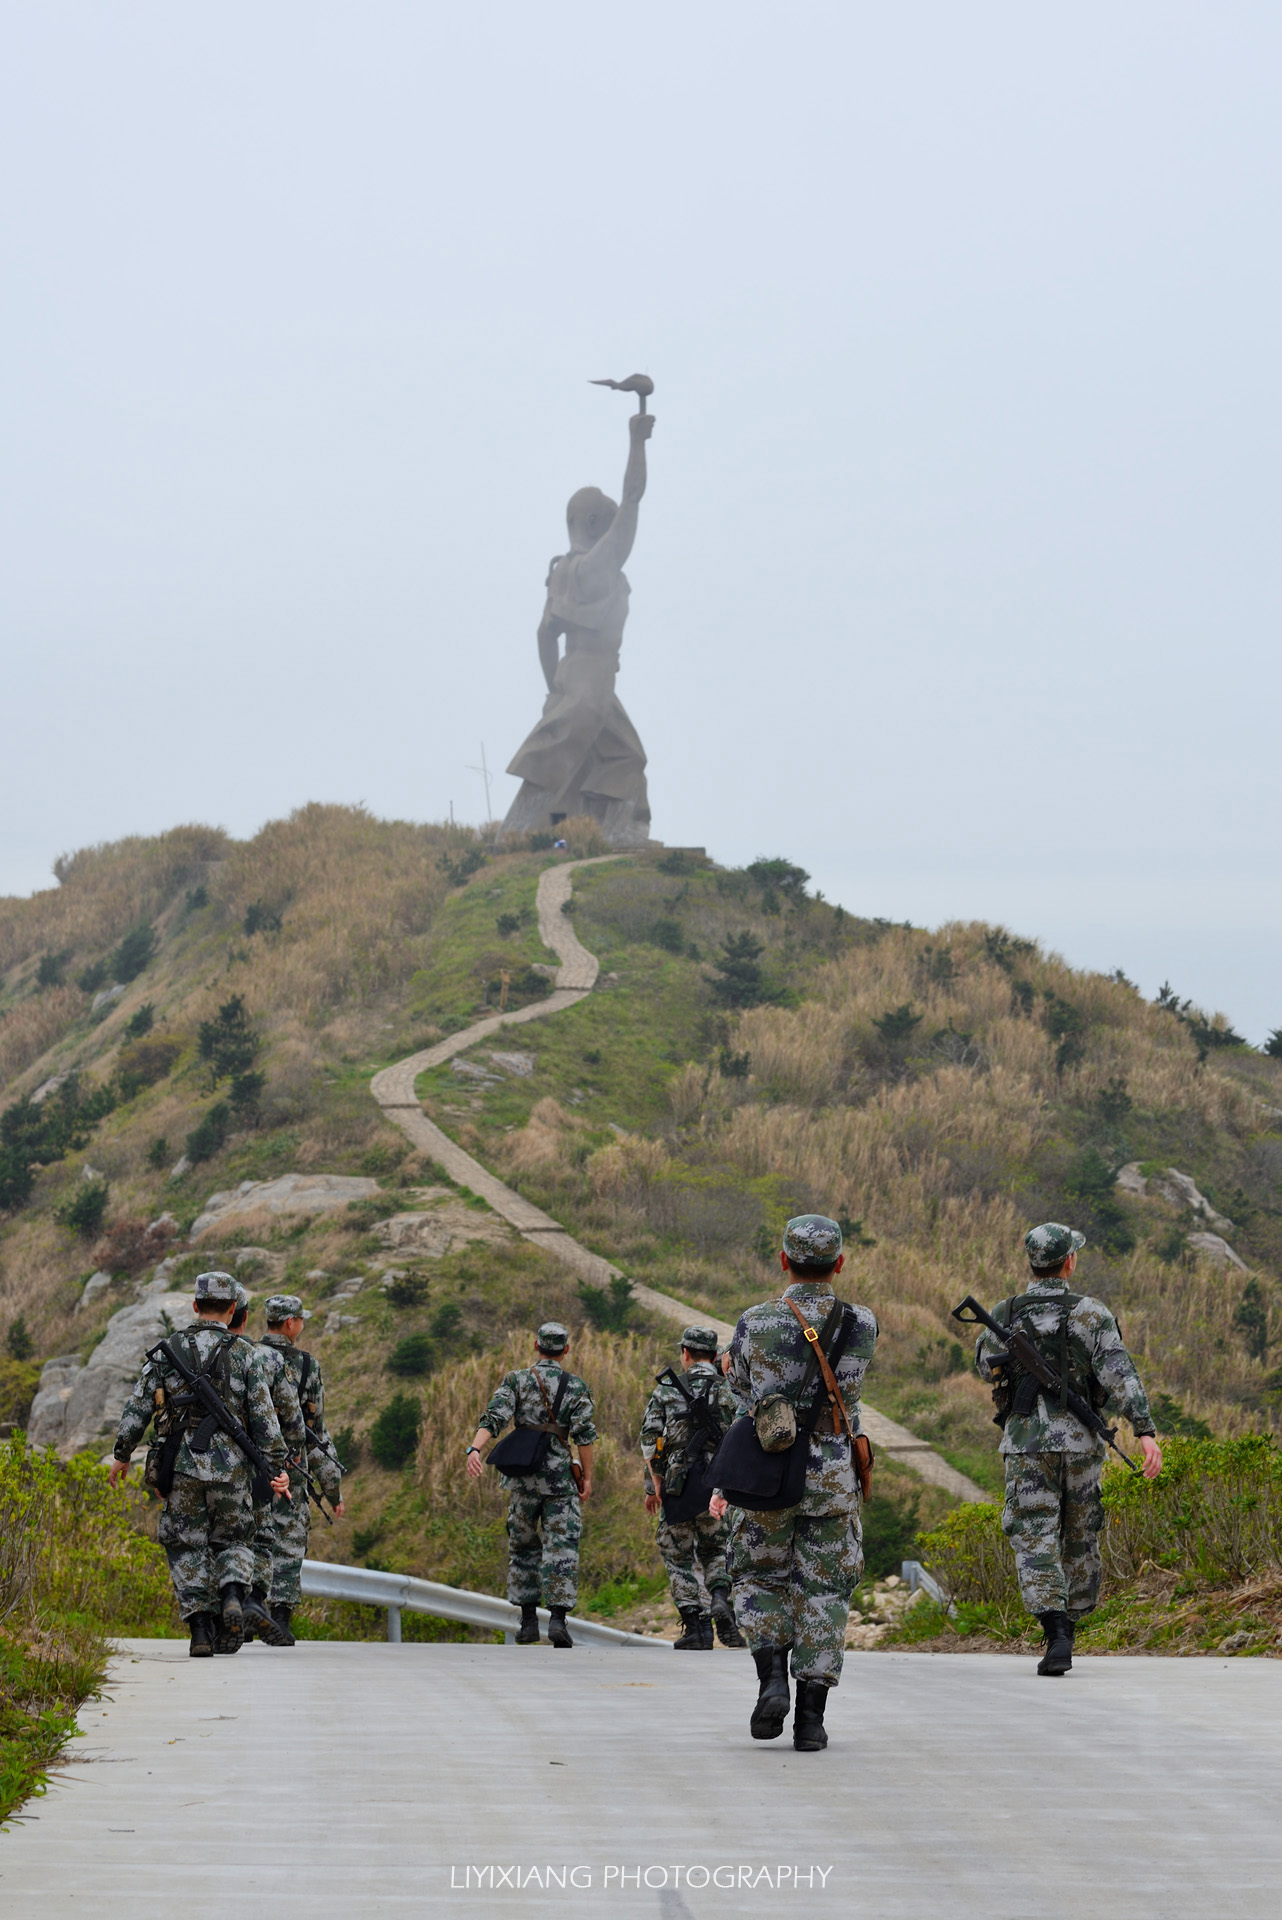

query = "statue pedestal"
[501,781,651,849]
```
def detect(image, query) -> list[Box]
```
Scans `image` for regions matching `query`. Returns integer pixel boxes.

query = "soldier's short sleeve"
[726,1317,752,1407]
[974,1298,1009,1380]
[566,1375,597,1447]
[479,1371,519,1436]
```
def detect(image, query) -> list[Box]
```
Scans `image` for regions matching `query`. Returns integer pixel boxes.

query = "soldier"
[465,1321,596,1647]
[254,1293,345,1646]
[109,1270,289,1657]
[639,1325,745,1650]
[710,1215,878,1751]
[974,1222,1162,1677]
[219,1284,304,1651]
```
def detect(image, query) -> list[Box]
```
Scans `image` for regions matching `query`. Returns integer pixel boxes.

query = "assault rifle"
[655,1366,726,1447]
[305,1422,346,1479]
[951,1296,1140,1472]
[148,1337,331,1518]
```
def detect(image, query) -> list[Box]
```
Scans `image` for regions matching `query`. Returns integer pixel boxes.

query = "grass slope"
[1,809,1280,1651]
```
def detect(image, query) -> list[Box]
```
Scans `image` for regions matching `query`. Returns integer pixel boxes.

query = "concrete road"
[3,1640,1280,1918]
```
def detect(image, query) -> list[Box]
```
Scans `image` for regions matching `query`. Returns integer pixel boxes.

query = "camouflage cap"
[194,1270,237,1304]
[1025,1222,1086,1269]
[782,1213,843,1267]
[681,1325,720,1354]
[264,1293,311,1323]
[232,1280,250,1311]
[535,1320,569,1353]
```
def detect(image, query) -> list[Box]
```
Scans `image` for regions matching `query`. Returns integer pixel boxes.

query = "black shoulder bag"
[486,1371,571,1476]
[707,1303,853,1513]
[659,1371,727,1525]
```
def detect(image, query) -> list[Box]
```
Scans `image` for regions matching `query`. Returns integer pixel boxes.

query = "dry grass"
[0,988,83,1085]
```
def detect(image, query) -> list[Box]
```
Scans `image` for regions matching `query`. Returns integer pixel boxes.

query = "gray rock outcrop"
[190,1173,379,1240]
[30,1294,196,1456]
[1186,1232,1248,1271]
[1115,1164,1236,1233]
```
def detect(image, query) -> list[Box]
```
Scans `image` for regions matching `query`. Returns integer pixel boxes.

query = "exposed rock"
[1187,1232,1248,1271]
[137,1254,180,1298]
[373,1199,511,1259]
[190,1173,380,1240]
[489,1050,536,1078]
[169,1155,192,1181]
[76,1271,115,1314]
[329,1277,365,1301]
[32,1074,69,1105]
[27,1355,85,1449]
[147,1211,180,1239]
[323,1313,361,1335]
[1115,1163,1235,1232]
[91,984,125,1013]
[34,1295,195,1455]
[452,1058,501,1083]
[232,1247,286,1280]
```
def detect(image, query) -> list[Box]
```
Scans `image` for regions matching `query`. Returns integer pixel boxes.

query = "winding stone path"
[371,857,984,1502]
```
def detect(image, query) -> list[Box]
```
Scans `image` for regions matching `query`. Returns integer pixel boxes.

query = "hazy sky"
[3,4,1279,1038]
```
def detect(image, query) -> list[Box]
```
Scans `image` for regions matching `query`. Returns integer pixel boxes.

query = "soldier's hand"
[109,1459,129,1487]
[579,1478,592,1501]
[332,1499,345,1517]
[644,1490,661,1517]
[1139,1435,1163,1479]
[466,1449,485,1479]
[708,1494,729,1520]
[270,1470,290,1496]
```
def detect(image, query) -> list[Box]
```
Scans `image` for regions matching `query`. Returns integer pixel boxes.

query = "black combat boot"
[792,1679,831,1751]
[1036,1610,1074,1676]
[547,1606,574,1648]
[270,1603,296,1647]
[673,1606,708,1650]
[244,1587,291,1647]
[698,1612,715,1649]
[211,1627,242,1655]
[219,1581,245,1641]
[750,1648,791,1740]
[515,1605,540,1645]
[188,1613,214,1658]
[710,1588,746,1648]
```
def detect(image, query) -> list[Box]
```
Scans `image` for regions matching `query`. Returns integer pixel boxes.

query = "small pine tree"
[62,1178,110,1239]
[5,1314,34,1361]
[387,1333,434,1377]
[1264,1029,1282,1061]
[112,923,157,983]
[1234,1279,1269,1364]
[710,933,766,1009]
[368,1392,421,1468]
[197,996,261,1085]
[577,1274,635,1332]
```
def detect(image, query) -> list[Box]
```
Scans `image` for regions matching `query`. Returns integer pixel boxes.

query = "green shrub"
[873,1003,922,1046]
[185,883,208,912]
[1264,1029,1282,1060]
[1149,1392,1212,1439]
[116,1035,182,1099]
[709,932,766,1009]
[745,856,809,899]
[111,923,157,983]
[145,1136,169,1171]
[496,912,521,937]
[4,1317,34,1363]
[332,1425,361,1470]
[0,1359,40,1426]
[430,1303,463,1342]
[185,1103,231,1164]
[60,1179,110,1240]
[35,952,68,989]
[439,848,487,887]
[651,919,684,953]
[528,832,555,852]
[861,1490,922,1582]
[915,1501,1024,1631]
[577,1274,635,1333]
[1101,1434,1282,1584]
[76,959,109,994]
[123,1003,155,1039]
[228,1070,266,1119]
[387,1334,434,1377]
[197,995,260,1085]
[368,1393,421,1468]
[1233,1279,1270,1364]
[386,1272,430,1309]
[243,901,282,936]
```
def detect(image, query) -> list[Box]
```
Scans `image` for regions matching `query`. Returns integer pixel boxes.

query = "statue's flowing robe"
[505,551,649,818]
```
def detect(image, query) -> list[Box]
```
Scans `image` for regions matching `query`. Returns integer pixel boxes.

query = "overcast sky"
[3,3,1279,1039]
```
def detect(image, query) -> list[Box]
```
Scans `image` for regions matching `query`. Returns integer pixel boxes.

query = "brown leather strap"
[532,1370,569,1440]
[786,1298,853,1439]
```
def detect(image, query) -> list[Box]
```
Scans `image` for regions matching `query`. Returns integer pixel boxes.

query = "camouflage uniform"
[976,1274,1155,1619]
[478,1357,596,1609]
[723,1280,878,1685]
[114,1320,285,1621]
[254,1329,343,1606]
[640,1358,738,1610]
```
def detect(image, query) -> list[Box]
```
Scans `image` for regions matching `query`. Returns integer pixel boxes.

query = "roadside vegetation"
[0,805,1280,1665]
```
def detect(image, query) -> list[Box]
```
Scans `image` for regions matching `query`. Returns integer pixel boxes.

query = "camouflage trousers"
[158,1470,255,1621]
[656,1508,731,1612]
[506,1484,581,1609]
[1001,1450,1104,1619]
[729,1503,863,1685]
[251,1470,311,1606]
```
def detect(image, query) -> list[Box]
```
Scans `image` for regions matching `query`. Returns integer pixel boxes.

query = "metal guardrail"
[900,1559,947,1605]
[300,1559,669,1648]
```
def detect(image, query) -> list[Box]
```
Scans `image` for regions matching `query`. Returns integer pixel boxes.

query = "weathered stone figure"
[501,403,654,847]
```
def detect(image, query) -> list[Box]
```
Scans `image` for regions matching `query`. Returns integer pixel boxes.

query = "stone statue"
[500,390,655,848]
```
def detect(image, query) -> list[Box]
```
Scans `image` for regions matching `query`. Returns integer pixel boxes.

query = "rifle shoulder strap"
[296,1350,313,1404]
[532,1368,572,1438]
[786,1298,853,1438]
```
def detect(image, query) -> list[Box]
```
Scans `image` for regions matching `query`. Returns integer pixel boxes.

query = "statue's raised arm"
[577,411,654,589]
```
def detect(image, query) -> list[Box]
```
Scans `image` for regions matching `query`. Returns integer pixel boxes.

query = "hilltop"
[1,804,1280,1630]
